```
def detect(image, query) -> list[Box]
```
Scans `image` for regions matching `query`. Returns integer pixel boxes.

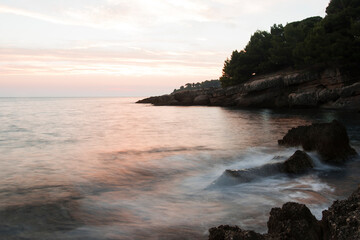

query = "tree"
[300,0,360,69]
[220,31,273,87]
[219,0,360,88]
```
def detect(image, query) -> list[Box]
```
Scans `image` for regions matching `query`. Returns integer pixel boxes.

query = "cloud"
[0,47,224,77]
[0,0,284,30]
[0,4,68,25]
[0,3,138,31]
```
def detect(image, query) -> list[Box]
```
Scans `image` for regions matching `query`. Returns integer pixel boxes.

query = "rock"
[137,68,359,109]
[330,95,360,110]
[209,186,360,240]
[243,76,283,92]
[282,150,314,174]
[136,95,175,105]
[288,91,318,107]
[193,95,210,105]
[209,225,265,240]
[340,82,360,98]
[317,88,339,103]
[267,202,322,240]
[212,152,314,187]
[235,91,285,108]
[211,163,283,186]
[283,71,319,86]
[173,91,195,105]
[278,120,357,164]
[321,185,360,240]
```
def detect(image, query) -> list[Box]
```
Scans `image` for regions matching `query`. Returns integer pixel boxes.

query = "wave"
[207,148,348,189]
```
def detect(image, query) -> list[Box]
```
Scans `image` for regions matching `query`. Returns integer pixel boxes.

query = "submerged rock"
[208,185,360,240]
[278,120,357,164]
[282,150,314,174]
[211,151,313,187]
[213,163,283,186]
[0,199,82,238]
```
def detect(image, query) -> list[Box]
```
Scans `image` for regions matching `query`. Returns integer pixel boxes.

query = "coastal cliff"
[137,68,360,110]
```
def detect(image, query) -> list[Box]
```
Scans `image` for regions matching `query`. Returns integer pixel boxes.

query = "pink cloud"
[0,47,224,77]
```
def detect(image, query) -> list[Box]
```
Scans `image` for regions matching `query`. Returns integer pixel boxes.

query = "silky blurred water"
[0,97,359,239]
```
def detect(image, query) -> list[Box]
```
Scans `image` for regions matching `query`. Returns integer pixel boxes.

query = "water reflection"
[0,98,359,239]
[0,195,82,239]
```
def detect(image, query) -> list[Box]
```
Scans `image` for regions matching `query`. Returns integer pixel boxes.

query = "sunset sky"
[0,0,329,97]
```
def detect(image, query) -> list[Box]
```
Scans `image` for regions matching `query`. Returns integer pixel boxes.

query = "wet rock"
[278,120,357,164]
[212,153,314,187]
[226,164,282,181]
[282,150,314,174]
[209,225,265,240]
[321,185,360,240]
[208,186,360,240]
[267,202,322,240]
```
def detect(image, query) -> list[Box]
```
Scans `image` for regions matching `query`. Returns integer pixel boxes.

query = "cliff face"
[137,68,360,109]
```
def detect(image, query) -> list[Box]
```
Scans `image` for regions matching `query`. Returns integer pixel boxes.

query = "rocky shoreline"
[209,185,360,240]
[137,68,360,110]
[209,120,359,239]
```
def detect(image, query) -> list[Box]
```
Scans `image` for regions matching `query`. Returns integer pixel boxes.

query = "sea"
[0,97,359,240]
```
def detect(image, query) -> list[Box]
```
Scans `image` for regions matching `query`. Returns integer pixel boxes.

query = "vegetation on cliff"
[172,79,220,93]
[220,0,360,87]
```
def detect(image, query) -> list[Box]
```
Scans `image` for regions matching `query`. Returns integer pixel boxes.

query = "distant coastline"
[137,67,360,110]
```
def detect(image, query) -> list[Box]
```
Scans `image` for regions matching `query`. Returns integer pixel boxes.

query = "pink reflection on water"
[0,98,359,239]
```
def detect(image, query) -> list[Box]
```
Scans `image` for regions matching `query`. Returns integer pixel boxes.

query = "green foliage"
[301,0,360,69]
[326,0,360,14]
[220,0,360,87]
[220,50,252,87]
[268,24,291,69]
[173,80,220,93]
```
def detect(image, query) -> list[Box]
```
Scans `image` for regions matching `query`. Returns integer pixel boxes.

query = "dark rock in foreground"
[137,68,360,110]
[209,185,360,240]
[209,225,265,240]
[278,120,357,164]
[321,185,360,240]
[267,202,322,240]
[282,150,314,174]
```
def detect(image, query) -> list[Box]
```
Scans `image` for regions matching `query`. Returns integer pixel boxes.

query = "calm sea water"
[0,97,359,239]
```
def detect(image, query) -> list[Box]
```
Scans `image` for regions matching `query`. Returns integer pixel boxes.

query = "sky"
[0,0,330,97]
